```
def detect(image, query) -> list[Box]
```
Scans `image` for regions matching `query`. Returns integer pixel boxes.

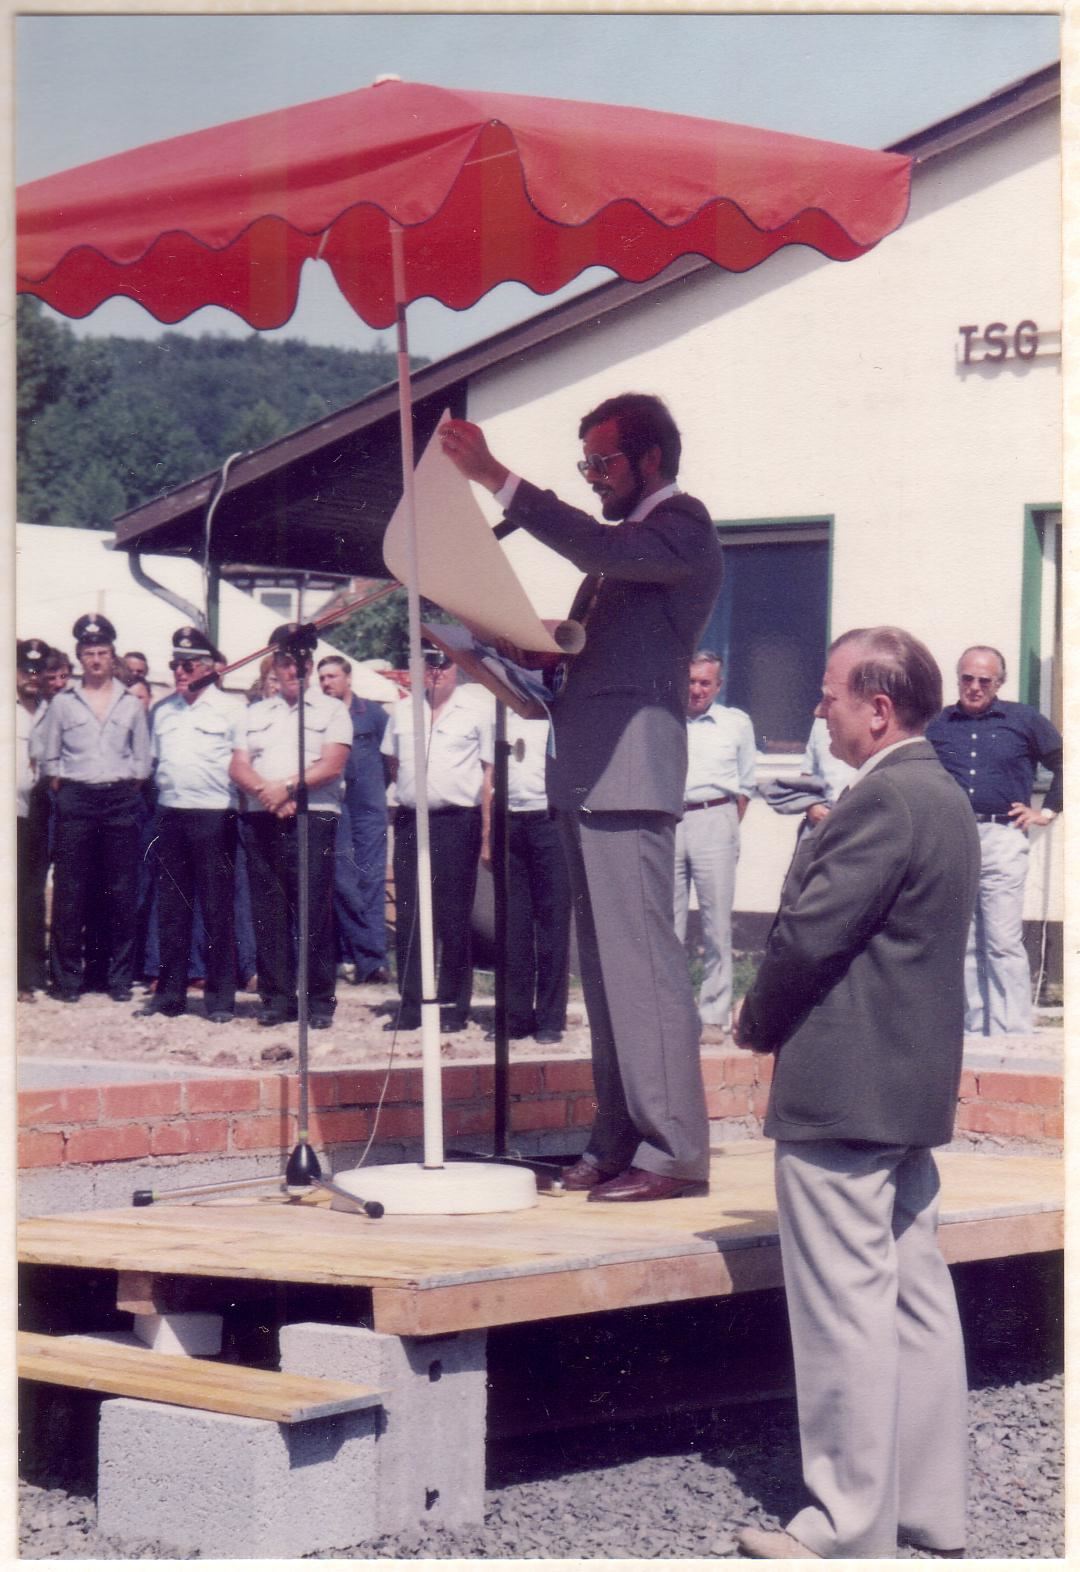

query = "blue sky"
[17,12,1061,362]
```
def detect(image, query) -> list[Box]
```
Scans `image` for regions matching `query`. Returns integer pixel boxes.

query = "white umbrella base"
[331,1160,538,1215]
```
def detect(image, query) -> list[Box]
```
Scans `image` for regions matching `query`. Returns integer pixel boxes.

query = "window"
[258,590,294,618]
[1020,506,1062,728]
[701,519,831,754]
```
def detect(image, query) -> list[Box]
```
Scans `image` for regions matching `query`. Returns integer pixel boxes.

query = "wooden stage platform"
[18,1143,1063,1338]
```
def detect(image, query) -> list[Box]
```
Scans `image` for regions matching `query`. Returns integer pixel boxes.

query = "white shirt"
[17,701,48,816]
[382,685,494,809]
[40,680,151,784]
[152,686,246,811]
[800,717,858,804]
[237,689,352,814]
[506,715,553,812]
[685,703,757,803]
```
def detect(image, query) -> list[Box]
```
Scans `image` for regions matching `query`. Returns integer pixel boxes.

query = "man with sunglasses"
[441,393,722,1201]
[39,613,152,1003]
[134,627,245,1023]
[926,644,1062,1035]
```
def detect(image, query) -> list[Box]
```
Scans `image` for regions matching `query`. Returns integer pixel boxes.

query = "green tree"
[327,590,449,670]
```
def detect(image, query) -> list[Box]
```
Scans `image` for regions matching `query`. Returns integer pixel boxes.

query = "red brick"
[19,1130,65,1168]
[331,1071,386,1106]
[473,1064,497,1097]
[101,1083,183,1121]
[260,1075,300,1112]
[706,1087,753,1119]
[542,1060,594,1094]
[65,1125,151,1164]
[308,1109,373,1146]
[1043,1109,1064,1141]
[370,1104,424,1140]
[306,1072,339,1109]
[568,1096,597,1128]
[186,1078,261,1115]
[379,1068,424,1104]
[751,1087,771,1119]
[510,1097,567,1133]
[230,1114,288,1152]
[19,1086,99,1126]
[150,1118,228,1156]
[976,1071,1061,1108]
[957,1069,979,1100]
[509,1063,544,1096]
[958,1103,1043,1139]
[444,1104,494,1138]
[442,1065,480,1100]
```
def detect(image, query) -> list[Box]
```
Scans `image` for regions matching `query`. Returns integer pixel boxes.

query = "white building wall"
[466,104,1061,920]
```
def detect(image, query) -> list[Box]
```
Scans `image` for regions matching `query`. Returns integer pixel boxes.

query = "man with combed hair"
[926,645,1062,1036]
[734,627,980,1560]
[441,393,723,1202]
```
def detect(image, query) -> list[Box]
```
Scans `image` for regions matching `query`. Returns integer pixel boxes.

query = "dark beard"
[600,463,647,521]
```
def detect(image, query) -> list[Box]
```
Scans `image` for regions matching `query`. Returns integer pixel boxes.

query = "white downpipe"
[391,220,444,1169]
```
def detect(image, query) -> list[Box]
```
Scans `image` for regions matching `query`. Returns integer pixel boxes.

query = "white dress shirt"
[684,703,757,803]
[152,686,246,811]
[237,689,352,814]
[506,715,553,811]
[382,685,495,809]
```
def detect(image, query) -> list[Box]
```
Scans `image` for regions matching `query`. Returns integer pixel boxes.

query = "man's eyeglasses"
[170,658,204,674]
[960,675,998,688]
[423,652,452,670]
[576,451,626,480]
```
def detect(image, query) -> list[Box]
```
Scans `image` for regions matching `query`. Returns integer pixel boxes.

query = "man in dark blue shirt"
[317,656,391,984]
[926,645,1062,1035]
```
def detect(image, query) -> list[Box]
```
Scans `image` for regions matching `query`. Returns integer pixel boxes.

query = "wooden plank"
[17,1331,383,1425]
[115,1271,162,1314]
[939,1210,1063,1264]
[372,1243,787,1334]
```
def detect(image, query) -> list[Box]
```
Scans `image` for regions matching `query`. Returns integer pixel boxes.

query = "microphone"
[492,517,520,540]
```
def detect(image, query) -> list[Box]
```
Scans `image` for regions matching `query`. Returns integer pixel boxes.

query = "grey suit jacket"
[505,480,723,814]
[740,740,980,1148]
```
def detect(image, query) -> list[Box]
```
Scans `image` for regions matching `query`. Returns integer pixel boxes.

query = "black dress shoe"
[207,1011,234,1025]
[258,1006,298,1027]
[133,1001,184,1019]
[109,987,134,1002]
[390,1012,421,1031]
[49,989,81,1004]
[357,965,390,985]
[440,1012,468,1033]
[587,1167,709,1203]
[309,1013,334,1030]
[534,1028,563,1045]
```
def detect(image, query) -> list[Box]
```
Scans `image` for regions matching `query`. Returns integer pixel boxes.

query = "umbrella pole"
[391,222,444,1170]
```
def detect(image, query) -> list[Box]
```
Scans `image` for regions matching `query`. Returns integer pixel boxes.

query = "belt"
[973,812,1016,826]
[684,795,735,812]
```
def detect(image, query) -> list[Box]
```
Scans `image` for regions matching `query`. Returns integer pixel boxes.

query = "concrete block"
[97,1397,378,1558]
[279,1320,487,1533]
[132,1312,223,1356]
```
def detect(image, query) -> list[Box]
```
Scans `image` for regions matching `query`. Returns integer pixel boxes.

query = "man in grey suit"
[441,394,723,1201]
[734,627,980,1559]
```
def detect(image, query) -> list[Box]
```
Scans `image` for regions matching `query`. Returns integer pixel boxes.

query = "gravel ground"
[19,1363,1063,1559]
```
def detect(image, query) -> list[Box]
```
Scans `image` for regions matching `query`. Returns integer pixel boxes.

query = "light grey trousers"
[673,800,740,1026]
[558,808,709,1180]
[966,821,1033,1035]
[775,1140,968,1558]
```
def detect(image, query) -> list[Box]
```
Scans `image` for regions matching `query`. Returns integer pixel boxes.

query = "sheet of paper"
[382,412,567,654]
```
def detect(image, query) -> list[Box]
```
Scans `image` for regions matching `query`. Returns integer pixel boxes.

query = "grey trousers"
[558,808,709,1181]
[775,1140,968,1557]
[673,800,740,1026]
[966,821,1033,1035]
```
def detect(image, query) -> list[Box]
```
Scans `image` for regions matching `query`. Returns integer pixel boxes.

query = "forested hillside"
[16,297,417,528]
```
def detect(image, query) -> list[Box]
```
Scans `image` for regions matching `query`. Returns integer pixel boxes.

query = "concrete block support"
[97,1397,378,1558]
[279,1321,488,1533]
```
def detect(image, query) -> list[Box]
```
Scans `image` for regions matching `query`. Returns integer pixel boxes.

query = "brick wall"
[17,1052,1061,1183]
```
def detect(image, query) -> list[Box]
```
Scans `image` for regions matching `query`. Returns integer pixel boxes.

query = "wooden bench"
[17,1330,383,1424]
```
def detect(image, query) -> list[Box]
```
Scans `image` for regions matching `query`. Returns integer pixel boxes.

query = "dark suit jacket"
[505,480,723,815]
[740,740,980,1148]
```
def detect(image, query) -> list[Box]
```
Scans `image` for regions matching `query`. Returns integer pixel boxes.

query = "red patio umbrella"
[17,77,912,1207]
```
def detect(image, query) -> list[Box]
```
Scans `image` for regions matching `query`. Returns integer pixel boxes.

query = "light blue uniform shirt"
[684,703,757,803]
[40,681,151,783]
[151,687,245,810]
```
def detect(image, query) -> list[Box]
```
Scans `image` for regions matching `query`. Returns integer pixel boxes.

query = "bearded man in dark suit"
[734,626,980,1560]
[441,394,723,1203]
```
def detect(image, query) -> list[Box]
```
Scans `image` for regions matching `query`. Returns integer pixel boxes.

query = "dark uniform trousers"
[393,805,482,1020]
[505,808,571,1036]
[155,807,238,1015]
[243,810,338,1015]
[50,779,142,995]
[17,785,51,992]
